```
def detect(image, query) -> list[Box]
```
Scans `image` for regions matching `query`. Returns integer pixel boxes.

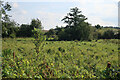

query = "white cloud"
[37,11,65,29]
[21,10,27,14]
[10,12,30,25]
[9,7,28,25]
[95,4,117,17]
[12,2,19,8]
[76,0,118,26]
[87,16,116,26]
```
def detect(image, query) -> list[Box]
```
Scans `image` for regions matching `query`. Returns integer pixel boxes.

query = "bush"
[103,30,114,39]
[10,33,16,38]
[32,28,45,54]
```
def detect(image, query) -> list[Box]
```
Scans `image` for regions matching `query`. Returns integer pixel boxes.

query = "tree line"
[45,7,120,41]
[1,2,120,40]
[1,2,43,38]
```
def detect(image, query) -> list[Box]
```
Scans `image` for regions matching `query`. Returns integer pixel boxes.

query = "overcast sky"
[5,0,119,30]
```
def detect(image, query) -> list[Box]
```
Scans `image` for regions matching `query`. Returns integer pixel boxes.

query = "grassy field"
[2,38,120,79]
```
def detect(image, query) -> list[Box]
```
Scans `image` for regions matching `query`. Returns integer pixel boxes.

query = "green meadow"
[2,38,119,79]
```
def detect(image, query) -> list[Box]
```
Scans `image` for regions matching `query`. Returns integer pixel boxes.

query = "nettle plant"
[32,28,45,54]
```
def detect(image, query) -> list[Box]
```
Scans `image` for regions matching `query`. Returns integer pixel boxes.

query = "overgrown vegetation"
[1,1,120,79]
[2,38,120,79]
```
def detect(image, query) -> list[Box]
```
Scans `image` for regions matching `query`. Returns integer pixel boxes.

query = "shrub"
[32,28,45,54]
[10,33,16,38]
[102,30,114,39]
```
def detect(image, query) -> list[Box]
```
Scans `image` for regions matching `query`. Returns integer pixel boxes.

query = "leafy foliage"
[32,28,45,54]
[1,1,11,22]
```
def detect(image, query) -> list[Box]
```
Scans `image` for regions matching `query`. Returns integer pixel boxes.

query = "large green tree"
[1,2,20,38]
[17,24,31,37]
[62,7,87,28]
[1,1,18,38]
[61,7,92,41]
[17,19,43,37]
[30,18,43,36]
[1,1,11,22]
[30,18,42,30]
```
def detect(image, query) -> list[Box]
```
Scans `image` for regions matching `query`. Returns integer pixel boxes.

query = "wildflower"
[51,63,53,66]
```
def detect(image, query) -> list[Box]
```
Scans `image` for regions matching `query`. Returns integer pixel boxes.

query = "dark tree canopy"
[60,7,92,41]
[30,18,42,30]
[1,3,119,40]
[103,30,115,39]
[1,1,18,38]
[95,24,102,29]
[62,7,87,28]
